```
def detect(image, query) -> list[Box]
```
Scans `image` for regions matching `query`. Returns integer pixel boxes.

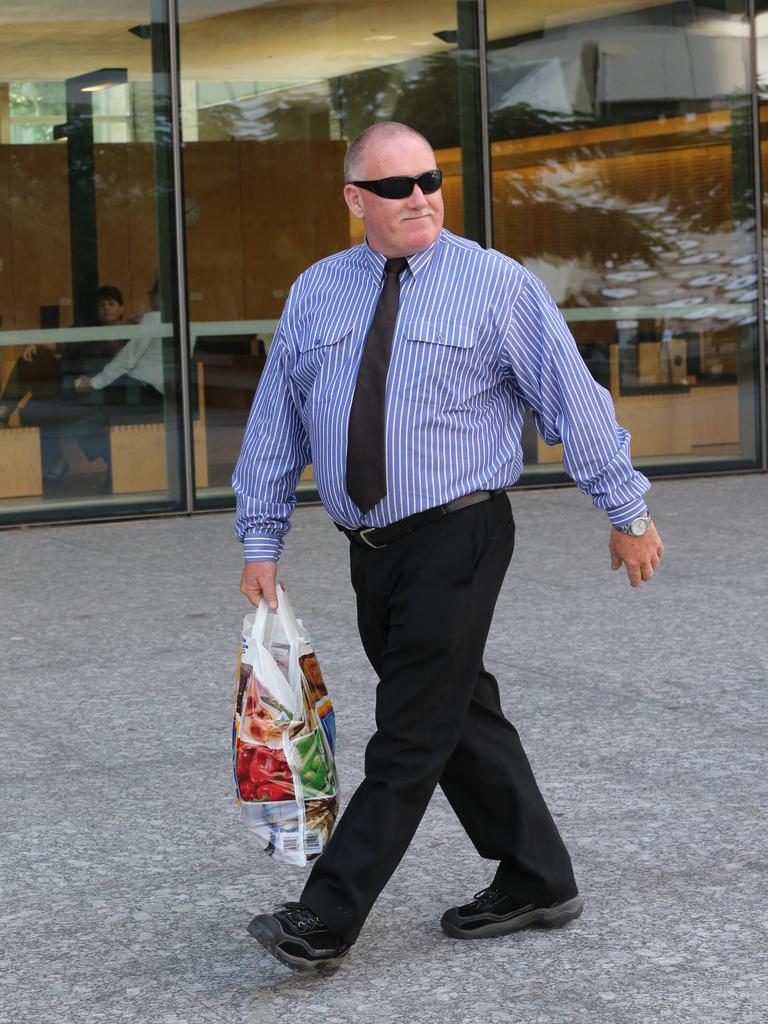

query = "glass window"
[0,4,186,524]
[177,0,484,504]
[756,0,768,449]
[487,0,762,476]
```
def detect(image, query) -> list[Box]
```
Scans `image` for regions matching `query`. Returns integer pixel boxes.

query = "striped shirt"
[233,229,650,562]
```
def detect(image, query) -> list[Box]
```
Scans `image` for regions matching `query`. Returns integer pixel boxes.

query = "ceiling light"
[69,68,129,93]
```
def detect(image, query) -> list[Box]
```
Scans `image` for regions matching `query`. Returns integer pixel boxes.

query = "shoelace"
[471,885,505,909]
[280,901,324,932]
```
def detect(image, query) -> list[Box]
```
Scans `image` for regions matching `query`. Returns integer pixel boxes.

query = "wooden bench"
[536,384,740,463]
[0,426,43,498]
[110,419,208,493]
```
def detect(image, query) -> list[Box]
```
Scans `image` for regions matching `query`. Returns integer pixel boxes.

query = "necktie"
[346,256,408,513]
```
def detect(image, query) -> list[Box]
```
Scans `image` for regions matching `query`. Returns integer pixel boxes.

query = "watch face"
[630,517,649,536]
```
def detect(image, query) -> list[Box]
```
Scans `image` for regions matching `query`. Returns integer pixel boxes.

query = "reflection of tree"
[194,51,462,147]
[330,66,406,141]
[196,83,333,141]
[331,54,460,150]
[391,54,459,150]
[490,103,601,143]
[498,156,754,343]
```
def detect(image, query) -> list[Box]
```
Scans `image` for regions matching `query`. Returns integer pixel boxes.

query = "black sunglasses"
[350,169,443,200]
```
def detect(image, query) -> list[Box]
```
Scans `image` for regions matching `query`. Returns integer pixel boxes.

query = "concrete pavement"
[1,474,766,1023]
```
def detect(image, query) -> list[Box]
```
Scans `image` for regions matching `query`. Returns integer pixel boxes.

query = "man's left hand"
[75,376,92,394]
[609,523,664,588]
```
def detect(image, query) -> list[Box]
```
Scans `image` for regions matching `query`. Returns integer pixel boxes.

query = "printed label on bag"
[304,830,323,854]
[277,830,323,855]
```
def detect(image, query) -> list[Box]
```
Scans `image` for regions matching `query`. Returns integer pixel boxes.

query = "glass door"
[176,0,485,504]
[0,2,186,524]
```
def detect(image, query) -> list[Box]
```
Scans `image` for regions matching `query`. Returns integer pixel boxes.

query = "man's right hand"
[240,561,278,609]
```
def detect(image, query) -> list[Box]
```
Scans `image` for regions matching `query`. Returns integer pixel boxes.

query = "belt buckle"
[358,526,385,549]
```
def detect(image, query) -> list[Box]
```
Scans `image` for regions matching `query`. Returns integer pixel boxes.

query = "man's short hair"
[344,122,434,183]
[95,285,124,306]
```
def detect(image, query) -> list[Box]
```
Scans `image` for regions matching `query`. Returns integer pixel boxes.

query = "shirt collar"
[362,230,443,282]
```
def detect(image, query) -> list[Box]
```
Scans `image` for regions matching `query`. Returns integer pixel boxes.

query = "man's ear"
[343,184,365,220]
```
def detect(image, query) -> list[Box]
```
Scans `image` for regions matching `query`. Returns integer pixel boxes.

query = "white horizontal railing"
[0,320,281,348]
[0,305,760,349]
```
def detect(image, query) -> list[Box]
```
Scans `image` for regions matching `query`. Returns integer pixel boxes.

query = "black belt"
[337,489,505,550]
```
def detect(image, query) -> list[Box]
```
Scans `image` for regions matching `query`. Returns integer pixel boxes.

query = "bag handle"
[249,597,270,642]
[248,597,277,653]
[248,590,302,643]
[274,588,304,644]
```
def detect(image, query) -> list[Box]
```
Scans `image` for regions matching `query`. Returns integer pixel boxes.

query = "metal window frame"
[476,0,493,247]
[165,0,196,509]
[748,0,768,470]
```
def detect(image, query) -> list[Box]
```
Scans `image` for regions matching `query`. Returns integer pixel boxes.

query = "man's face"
[97,298,124,324]
[343,134,444,257]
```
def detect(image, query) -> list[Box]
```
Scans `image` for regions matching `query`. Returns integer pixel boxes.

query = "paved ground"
[1,474,766,1024]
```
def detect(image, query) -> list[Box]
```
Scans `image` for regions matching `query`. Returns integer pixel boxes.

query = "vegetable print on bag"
[232,588,339,867]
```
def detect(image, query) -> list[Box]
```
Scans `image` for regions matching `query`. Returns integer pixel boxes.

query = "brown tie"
[346,257,408,513]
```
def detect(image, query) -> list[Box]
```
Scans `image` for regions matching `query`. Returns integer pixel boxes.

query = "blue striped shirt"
[233,229,650,562]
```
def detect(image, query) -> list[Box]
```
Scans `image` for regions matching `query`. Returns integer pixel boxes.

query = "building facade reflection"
[0,0,765,526]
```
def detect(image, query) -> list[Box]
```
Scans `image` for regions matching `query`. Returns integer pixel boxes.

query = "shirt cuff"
[89,373,106,390]
[243,533,284,563]
[606,497,649,527]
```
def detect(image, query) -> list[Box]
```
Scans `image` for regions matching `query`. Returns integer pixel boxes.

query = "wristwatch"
[614,513,652,537]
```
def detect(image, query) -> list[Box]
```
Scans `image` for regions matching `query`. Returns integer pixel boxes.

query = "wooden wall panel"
[690,384,739,447]
[239,140,348,319]
[2,140,348,333]
[490,143,732,270]
[94,143,158,317]
[183,142,244,322]
[0,145,16,388]
[126,145,162,307]
[8,144,70,330]
[440,170,464,236]
[0,147,13,335]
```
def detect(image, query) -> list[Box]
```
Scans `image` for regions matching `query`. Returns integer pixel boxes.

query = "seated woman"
[0,285,130,482]
[0,343,66,479]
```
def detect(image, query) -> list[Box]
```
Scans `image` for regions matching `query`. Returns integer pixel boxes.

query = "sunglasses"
[350,169,443,199]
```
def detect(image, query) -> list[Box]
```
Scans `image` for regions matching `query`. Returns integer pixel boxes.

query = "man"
[233,122,663,972]
[74,279,163,402]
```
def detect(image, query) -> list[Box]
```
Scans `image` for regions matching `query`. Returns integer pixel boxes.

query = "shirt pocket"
[399,318,483,409]
[291,321,352,398]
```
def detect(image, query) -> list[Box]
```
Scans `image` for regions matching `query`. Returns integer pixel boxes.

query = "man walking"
[233,122,663,971]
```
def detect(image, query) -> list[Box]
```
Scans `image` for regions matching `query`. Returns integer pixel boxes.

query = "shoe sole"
[246,918,349,972]
[440,895,585,940]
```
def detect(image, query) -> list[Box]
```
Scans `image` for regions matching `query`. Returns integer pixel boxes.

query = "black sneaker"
[247,902,351,971]
[441,886,584,939]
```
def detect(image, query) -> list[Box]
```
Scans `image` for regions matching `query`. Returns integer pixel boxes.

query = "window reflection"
[0,4,183,517]
[488,0,761,469]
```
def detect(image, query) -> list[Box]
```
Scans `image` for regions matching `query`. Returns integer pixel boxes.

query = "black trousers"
[301,491,577,944]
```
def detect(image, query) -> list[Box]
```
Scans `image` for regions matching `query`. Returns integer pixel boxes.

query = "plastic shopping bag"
[232,588,338,866]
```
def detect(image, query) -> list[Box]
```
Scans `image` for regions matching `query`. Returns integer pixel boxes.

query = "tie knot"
[385,257,408,276]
